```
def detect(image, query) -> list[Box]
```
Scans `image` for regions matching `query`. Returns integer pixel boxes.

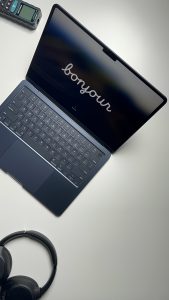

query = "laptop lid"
[26,4,167,153]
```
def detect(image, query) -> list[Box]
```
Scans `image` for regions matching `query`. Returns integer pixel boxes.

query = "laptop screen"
[27,5,166,152]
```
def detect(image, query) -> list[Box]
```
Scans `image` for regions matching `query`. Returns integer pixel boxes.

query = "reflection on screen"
[27,7,165,151]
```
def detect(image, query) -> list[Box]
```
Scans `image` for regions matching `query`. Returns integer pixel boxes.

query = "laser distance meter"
[0,0,42,29]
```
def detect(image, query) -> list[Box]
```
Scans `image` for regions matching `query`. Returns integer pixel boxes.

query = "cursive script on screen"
[61,63,112,113]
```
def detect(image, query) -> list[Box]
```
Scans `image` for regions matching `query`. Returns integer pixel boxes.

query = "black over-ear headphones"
[0,230,57,300]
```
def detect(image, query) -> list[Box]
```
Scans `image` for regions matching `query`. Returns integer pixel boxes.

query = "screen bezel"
[26,4,167,153]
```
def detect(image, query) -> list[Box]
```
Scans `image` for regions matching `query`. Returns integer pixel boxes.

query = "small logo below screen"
[61,63,112,113]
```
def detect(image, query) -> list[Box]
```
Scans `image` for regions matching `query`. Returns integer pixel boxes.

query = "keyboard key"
[34,127,41,135]
[37,120,43,127]
[27,130,33,137]
[9,123,17,131]
[49,130,55,137]
[28,122,34,130]
[15,128,25,137]
[32,135,39,142]
[8,103,18,113]
[46,109,53,118]
[25,111,33,118]
[27,102,35,110]
[33,107,40,115]
[38,139,44,147]
[20,106,27,113]
[21,87,31,97]
[4,118,11,126]
[1,108,17,122]
[39,112,46,120]
[34,98,42,107]
[0,114,6,122]
[39,132,46,139]
[15,91,26,101]
[44,144,50,151]
[31,116,38,123]
[29,94,38,101]
[22,98,30,105]
[41,103,48,111]
[17,113,24,119]
[51,157,59,167]
[23,117,29,125]
[12,98,23,107]
[15,121,22,128]
[49,149,55,156]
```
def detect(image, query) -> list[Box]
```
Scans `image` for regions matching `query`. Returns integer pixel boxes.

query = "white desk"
[0,1,169,299]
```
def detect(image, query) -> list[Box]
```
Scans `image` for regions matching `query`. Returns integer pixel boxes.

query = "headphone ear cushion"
[0,247,12,283]
[1,276,40,300]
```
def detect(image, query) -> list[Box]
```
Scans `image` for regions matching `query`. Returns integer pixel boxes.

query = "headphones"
[0,230,57,300]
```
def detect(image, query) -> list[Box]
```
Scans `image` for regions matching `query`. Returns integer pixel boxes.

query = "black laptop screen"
[27,6,166,152]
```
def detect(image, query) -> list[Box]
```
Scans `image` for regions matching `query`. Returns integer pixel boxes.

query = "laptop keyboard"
[0,87,104,187]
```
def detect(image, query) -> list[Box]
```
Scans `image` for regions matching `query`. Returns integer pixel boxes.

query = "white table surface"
[0,1,169,299]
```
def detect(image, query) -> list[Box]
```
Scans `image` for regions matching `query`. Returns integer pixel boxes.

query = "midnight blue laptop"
[0,5,167,215]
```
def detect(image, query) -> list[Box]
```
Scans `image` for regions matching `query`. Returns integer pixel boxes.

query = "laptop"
[0,4,167,216]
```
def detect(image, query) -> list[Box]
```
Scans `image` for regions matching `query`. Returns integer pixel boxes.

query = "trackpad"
[0,140,53,193]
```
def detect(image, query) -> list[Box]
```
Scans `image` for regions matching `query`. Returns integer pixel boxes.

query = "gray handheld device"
[0,0,42,29]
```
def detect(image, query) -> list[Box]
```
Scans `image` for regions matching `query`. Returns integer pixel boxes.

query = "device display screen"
[27,7,166,151]
[19,5,35,21]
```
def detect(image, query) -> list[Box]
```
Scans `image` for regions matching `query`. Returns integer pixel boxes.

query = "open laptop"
[0,4,167,216]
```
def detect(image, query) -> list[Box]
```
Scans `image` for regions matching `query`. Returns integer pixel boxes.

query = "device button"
[10,0,18,12]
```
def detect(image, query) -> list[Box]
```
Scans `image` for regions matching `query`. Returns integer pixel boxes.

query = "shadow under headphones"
[0,230,57,300]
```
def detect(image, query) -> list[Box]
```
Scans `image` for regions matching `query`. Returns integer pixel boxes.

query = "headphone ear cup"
[1,276,40,300]
[0,247,12,283]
